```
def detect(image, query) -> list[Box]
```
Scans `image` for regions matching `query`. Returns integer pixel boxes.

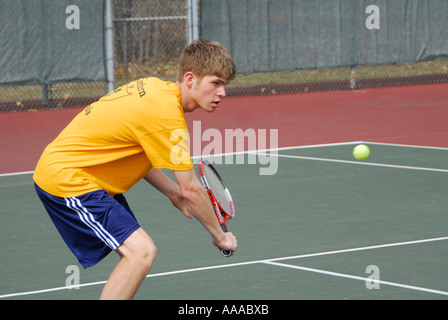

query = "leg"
[100,227,157,300]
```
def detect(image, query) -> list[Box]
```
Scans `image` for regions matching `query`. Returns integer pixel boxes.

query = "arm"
[144,167,237,253]
[173,168,237,253]
[143,168,192,219]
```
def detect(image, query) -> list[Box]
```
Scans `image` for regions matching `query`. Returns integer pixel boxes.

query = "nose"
[218,86,226,98]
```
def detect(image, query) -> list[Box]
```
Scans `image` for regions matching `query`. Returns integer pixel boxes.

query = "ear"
[184,72,196,88]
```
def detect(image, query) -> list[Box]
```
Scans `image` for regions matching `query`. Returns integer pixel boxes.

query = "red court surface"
[1,83,447,174]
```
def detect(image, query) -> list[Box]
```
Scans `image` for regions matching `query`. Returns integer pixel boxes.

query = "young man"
[33,39,238,299]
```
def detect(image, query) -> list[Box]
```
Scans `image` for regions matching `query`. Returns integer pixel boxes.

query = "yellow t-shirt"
[33,77,193,197]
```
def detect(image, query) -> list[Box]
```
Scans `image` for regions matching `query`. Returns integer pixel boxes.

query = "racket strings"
[203,165,232,212]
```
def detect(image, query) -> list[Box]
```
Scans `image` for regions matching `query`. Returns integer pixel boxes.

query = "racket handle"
[220,224,228,233]
[221,249,232,257]
[219,224,232,257]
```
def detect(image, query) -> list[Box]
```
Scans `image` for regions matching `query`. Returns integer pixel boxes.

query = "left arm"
[143,168,193,219]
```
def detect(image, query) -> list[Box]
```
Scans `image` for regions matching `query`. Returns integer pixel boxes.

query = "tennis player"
[33,39,238,300]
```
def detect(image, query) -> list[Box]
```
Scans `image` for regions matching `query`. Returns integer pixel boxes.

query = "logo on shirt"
[85,105,94,115]
[137,79,146,98]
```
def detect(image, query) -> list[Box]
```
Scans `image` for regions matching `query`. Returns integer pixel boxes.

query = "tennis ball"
[353,144,370,160]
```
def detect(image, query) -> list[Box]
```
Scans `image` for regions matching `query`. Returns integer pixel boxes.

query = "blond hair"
[177,39,236,83]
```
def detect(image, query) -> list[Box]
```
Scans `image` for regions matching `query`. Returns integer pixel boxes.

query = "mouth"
[211,100,221,108]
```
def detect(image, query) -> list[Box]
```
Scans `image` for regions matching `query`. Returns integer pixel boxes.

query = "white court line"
[262,261,448,297]
[0,170,34,178]
[361,141,448,151]
[1,236,447,299]
[0,142,354,177]
[256,236,448,263]
[262,153,448,173]
[1,141,447,177]
[193,141,359,160]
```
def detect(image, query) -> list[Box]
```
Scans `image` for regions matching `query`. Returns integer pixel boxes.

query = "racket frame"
[198,159,235,257]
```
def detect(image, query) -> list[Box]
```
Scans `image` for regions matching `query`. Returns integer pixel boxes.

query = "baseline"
[1,236,446,299]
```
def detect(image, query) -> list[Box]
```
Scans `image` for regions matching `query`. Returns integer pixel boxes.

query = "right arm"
[173,168,237,254]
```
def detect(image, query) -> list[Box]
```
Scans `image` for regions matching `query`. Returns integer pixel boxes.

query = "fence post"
[42,84,50,106]
[186,0,199,44]
[105,0,114,93]
[350,66,357,89]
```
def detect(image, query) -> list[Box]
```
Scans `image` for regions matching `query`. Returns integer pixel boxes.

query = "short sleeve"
[139,128,193,171]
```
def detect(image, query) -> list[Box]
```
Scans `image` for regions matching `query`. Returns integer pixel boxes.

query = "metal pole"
[186,0,199,44]
[105,0,114,93]
[191,0,199,42]
[42,84,49,106]
[186,0,192,44]
[350,66,357,89]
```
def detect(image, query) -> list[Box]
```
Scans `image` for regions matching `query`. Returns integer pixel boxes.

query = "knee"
[136,240,157,270]
[118,230,158,271]
[143,241,157,264]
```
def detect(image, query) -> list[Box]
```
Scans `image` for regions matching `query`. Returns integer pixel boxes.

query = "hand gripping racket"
[198,160,235,257]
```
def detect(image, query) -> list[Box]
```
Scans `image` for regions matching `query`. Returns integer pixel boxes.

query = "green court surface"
[1,141,447,300]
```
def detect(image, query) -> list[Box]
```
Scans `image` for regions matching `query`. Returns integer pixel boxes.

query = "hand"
[169,193,193,219]
[213,231,237,255]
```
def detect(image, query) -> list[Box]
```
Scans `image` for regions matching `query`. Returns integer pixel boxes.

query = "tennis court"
[2,0,448,306]
[1,83,448,302]
[1,139,447,300]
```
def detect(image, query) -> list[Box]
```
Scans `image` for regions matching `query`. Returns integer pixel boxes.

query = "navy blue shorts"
[35,183,141,268]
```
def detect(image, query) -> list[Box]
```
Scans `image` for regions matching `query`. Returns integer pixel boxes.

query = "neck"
[176,80,197,113]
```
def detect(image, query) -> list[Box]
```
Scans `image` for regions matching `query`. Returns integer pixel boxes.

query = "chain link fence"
[227,60,448,96]
[0,0,190,113]
[112,0,188,87]
[1,0,447,112]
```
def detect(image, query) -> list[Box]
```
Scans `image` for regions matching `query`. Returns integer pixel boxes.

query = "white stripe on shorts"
[65,197,120,250]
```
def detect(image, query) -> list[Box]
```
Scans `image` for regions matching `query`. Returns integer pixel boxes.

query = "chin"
[201,105,216,113]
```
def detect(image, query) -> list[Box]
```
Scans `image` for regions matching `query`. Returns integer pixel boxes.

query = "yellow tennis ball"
[353,144,370,160]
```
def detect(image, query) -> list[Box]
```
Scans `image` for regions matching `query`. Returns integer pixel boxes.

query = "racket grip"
[221,249,232,257]
[219,224,232,257]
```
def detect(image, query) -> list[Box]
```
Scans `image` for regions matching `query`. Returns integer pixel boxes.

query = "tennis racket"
[198,159,235,257]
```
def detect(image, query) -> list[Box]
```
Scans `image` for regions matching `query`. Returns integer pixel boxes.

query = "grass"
[229,60,448,88]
